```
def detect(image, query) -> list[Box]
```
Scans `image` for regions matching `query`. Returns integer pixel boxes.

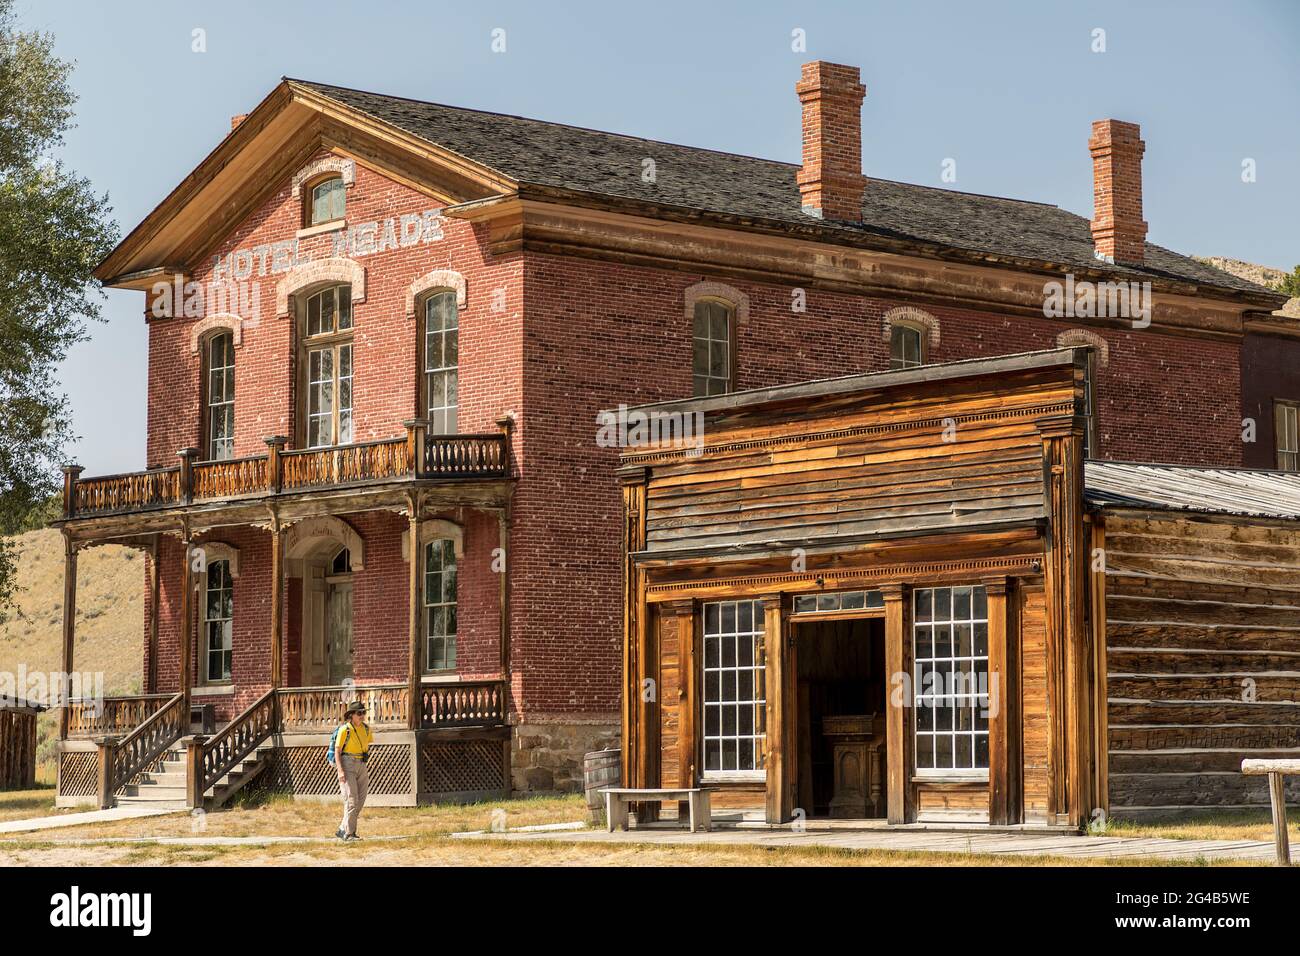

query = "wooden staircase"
[116,742,273,810]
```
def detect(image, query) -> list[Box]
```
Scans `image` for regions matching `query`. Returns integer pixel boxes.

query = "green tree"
[0,1,118,608]
[1275,265,1300,299]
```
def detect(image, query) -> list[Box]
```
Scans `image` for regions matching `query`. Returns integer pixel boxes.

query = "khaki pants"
[338,754,369,836]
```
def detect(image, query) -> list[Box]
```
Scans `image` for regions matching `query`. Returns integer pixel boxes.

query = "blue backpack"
[326,724,352,766]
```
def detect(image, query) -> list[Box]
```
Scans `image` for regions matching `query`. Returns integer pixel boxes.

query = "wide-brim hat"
[344,701,366,716]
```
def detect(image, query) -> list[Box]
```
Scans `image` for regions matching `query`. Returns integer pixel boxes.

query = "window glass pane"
[692,300,734,397]
[424,538,458,671]
[425,292,459,435]
[311,177,345,224]
[206,332,236,461]
[701,599,766,776]
[913,585,989,772]
[890,325,923,370]
[204,560,233,682]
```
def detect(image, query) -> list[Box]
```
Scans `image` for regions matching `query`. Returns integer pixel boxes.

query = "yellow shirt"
[336,721,372,756]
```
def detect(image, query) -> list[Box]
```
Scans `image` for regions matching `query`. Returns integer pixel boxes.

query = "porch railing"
[100,692,187,808]
[278,683,411,732]
[61,422,510,519]
[189,688,278,806]
[66,694,172,739]
[419,680,507,727]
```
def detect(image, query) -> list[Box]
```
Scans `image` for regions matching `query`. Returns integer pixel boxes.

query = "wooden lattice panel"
[260,744,411,797]
[420,739,505,795]
[58,751,97,797]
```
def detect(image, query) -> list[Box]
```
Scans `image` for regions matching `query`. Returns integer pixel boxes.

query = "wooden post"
[185,735,208,809]
[497,506,510,675]
[1269,772,1291,866]
[619,468,649,788]
[269,511,285,689]
[761,594,794,824]
[406,492,424,730]
[985,576,1020,825]
[264,435,288,493]
[60,463,83,519]
[95,735,118,809]
[147,534,161,694]
[404,419,427,477]
[179,529,195,723]
[667,599,696,819]
[58,533,78,741]
[882,583,912,825]
[177,447,199,504]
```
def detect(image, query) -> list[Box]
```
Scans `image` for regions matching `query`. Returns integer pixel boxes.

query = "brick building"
[52,61,1291,809]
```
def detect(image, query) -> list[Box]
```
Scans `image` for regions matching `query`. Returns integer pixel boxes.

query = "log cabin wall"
[619,349,1099,827]
[1102,512,1300,818]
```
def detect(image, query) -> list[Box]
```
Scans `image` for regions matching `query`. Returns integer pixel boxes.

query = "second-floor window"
[204,331,235,460]
[1276,400,1299,471]
[309,176,345,225]
[423,290,458,434]
[204,559,234,683]
[693,299,734,396]
[889,323,924,369]
[303,284,353,447]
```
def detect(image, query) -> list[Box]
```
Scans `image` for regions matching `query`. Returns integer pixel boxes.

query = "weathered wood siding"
[636,367,1076,558]
[0,708,39,791]
[1019,586,1053,821]
[658,611,681,786]
[1104,514,1300,817]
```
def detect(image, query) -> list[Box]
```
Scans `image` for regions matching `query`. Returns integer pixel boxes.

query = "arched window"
[203,559,234,683]
[204,331,235,460]
[422,290,459,434]
[308,176,346,226]
[330,547,352,576]
[423,538,457,671]
[889,323,924,370]
[301,284,353,447]
[693,299,735,396]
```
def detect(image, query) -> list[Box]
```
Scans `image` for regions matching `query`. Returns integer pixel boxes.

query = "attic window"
[309,176,346,226]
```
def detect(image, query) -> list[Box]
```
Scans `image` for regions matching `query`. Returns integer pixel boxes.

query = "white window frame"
[1276,400,1299,472]
[423,538,457,672]
[203,559,234,684]
[204,331,235,461]
[423,290,459,435]
[301,285,354,448]
[692,299,735,397]
[912,585,990,778]
[889,322,924,369]
[309,176,346,225]
[701,599,767,781]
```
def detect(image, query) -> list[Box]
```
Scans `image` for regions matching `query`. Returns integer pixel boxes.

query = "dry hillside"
[1195,255,1300,318]
[0,528,144,700]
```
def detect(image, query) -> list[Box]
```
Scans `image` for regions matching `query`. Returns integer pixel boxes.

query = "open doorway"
[794,617,887,818]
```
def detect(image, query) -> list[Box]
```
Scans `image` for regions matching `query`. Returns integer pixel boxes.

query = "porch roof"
[1085,460,1300,521]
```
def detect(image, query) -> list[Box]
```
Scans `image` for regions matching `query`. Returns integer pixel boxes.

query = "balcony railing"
[61,422,510,519]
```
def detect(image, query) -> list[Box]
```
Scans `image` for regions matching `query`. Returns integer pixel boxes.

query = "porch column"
[269,512,285,689]
[761,594,794,824]
[882,583,913,825]
[985,576,1020,825]
[179,529,195,719]
[146,534,161,694]
[406,492,424,730]
[667,599,697,796]
[57,531,78,741]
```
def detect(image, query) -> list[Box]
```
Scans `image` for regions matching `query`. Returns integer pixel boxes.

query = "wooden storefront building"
[618,347,1300,826]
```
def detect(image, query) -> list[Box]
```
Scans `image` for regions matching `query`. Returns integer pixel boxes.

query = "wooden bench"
[603,787,711,833]
[1242,759,1298,866]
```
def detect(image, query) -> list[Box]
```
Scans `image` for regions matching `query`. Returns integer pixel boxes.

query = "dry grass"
[1103,809,1300,844]
[0,786,57,823]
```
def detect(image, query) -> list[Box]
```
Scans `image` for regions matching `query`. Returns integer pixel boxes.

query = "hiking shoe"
[344,834,361,842]
[335,828,345,840]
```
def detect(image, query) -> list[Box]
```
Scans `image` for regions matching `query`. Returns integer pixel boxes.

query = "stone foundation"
[511,716,620,793]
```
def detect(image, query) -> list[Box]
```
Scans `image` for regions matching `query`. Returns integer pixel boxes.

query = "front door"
[326,580,353,684]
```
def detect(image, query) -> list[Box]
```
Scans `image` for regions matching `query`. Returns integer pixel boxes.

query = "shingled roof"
[295,79,1280,302]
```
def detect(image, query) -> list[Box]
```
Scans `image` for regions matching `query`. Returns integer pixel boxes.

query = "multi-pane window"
[423,539,457,671]
[913,585,989,774]
[889,324,923,369]
[310,176,345,225]
[423,291,459,434]
[303,285,353,448]
[204,559,234,683]
[692,299,734,396]
[205,332,235,461]
[702,600,766,777]
[1276,400,1299,471]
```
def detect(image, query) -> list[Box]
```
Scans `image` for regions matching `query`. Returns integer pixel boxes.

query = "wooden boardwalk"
[457,823,1279,863]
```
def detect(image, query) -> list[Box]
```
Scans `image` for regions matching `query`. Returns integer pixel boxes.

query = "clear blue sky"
[19,0,1299,476]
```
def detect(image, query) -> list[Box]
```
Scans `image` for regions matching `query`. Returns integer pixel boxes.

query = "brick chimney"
[1088,119,1147,265]
[230,113,249,131]
[795,61,867,222]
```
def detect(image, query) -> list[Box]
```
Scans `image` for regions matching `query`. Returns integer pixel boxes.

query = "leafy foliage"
[0,0,118,607]
[1274,265,1300,300]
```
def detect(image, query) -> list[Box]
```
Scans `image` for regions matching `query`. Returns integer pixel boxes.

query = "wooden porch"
[57,680,510,809]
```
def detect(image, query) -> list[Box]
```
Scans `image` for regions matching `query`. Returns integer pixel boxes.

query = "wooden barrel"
[583,748,621,822]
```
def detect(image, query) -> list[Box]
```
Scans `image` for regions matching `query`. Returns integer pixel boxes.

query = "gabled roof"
[1085,460,1300,520]
[296,79,1283,303]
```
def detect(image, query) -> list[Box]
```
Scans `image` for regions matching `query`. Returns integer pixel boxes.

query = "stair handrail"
[194,688,278,803]
[106,692,186,799]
